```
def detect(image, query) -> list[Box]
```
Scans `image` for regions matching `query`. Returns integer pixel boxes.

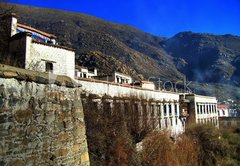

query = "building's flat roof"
[17,23,56,39]
[141,80,154,84]
[114,72,131,78]
[217,105,229,110]
[75,65,88,70]
[76,77,180,95]
[183,93,216,99]
[94,72,131,78]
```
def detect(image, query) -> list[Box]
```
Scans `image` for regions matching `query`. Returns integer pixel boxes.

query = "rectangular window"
[175,104,178,115]
[175,118,178,125]
[46,62,53,73]
[164,105,167,116]
[121,78,124,83]
[169,105,172,115]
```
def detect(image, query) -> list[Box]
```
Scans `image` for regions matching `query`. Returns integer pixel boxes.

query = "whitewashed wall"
[193,95,219,126]
[25,37,75,78]
[78,79,179,100]
[218,109,229,117]
[77,79,183,135]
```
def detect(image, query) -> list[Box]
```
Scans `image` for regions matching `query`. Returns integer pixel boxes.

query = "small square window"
[46,62,53,73]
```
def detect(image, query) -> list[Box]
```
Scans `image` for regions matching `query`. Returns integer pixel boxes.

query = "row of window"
[148,104,179,117]
[116,76,130,83]
[100,102,181,130]
[197,104,217,115]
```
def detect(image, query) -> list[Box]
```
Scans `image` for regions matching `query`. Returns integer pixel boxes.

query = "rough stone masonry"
[0,64,90,166]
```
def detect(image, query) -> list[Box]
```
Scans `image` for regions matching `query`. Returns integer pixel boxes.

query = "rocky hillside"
[162,32,240,85]
[9,3,183,81]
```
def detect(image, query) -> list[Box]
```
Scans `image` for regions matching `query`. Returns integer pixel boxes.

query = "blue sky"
[9,0,240,37]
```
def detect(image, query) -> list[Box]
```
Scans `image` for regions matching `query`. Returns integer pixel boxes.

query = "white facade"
[140,81,155,90]
[25,40,75,78]
[95,72,132,84]
[180,94,219,127]
[217,105,229,117]
[75,66,97,79]
[114,72,132,84]
[8,14,75,78]
[77,78,184,135]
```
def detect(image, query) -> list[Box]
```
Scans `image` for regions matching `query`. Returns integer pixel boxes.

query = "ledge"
[32,41,75,52]
[0,64,81,88]
[75,77,179,95]
[183,93,217,99]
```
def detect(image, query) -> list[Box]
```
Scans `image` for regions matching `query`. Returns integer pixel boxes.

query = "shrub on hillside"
[140,131,200,166]
[186,124,229,166]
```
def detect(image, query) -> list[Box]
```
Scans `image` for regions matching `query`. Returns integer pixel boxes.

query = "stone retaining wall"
[0,65,89,166]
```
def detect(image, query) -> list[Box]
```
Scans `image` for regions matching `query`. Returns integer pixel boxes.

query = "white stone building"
[77,78,184,135]
[6,13,75,78]
[180,94,219,127]
[94,72,132,84]
[217,104,229,117]
[75,65,97,79]
[131,80,156,90]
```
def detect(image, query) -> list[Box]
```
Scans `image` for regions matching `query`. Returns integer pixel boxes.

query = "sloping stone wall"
[0,65,89,166]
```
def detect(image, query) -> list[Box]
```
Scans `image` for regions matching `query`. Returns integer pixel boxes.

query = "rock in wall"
[0,65,90,166]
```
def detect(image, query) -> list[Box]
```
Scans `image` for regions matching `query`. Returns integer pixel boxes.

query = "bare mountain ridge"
[10,3,182,81]
[3,3,240,89]
[163,31,240,85]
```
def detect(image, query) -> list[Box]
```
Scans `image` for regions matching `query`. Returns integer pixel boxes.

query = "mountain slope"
[162,32,240,85]
[10,3,183,80]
